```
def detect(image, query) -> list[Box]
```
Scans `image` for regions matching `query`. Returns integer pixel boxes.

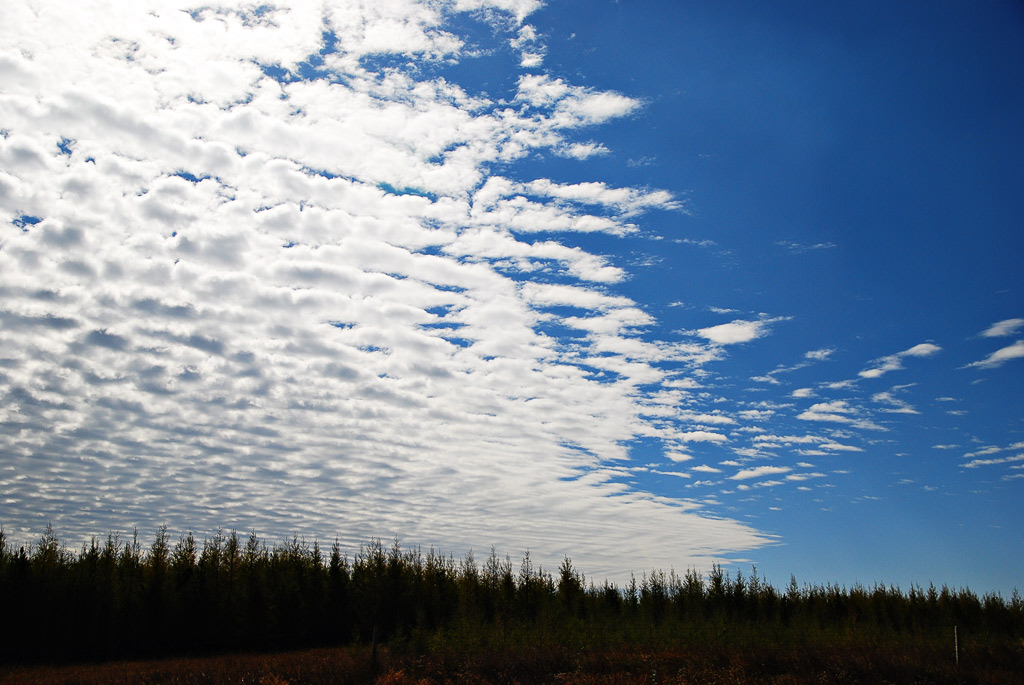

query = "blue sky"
[1,0,1021,594]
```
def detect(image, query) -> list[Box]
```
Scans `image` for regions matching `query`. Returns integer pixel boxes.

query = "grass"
[3,638,1022,684]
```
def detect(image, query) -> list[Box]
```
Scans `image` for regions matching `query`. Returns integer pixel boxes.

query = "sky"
[1,0,1022,595]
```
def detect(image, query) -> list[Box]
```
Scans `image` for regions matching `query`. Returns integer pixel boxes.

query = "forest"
[2,524,1022,682]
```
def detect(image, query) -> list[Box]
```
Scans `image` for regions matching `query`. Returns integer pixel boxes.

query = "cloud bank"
[0,0,772,578]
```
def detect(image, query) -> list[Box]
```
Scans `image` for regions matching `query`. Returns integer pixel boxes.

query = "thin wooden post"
[954,624,959,669]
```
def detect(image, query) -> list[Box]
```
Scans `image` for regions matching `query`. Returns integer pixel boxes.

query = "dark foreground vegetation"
[2,525,1022,683]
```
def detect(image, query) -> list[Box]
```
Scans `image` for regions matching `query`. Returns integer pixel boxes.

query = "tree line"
[2,524,1021,664]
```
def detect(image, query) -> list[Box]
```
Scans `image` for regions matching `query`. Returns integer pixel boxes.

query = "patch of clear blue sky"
[451,0,1024,593]
[533,0,1024,323]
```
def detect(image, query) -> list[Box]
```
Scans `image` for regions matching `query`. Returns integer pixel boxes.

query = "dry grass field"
[3,640,1022,684]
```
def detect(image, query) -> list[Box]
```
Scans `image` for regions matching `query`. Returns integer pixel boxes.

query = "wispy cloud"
[752,346,835,385]
[776,240,837,254]
[980,318,1024,338]
[677,411,736,426]
[871,390,919,414]
[796,401,885,431]
[752,434,821,446]
[750,432,862,453]
[963,454,1024,469]
[965,341,1024,370]
[730,465,792,480]
[817,442,863,452]
[859,343,941,379]
[652,469,692,479]
[805,347,835,361]
[786,472,826,481]
[963,442,1024,459]
[524,178,681,215]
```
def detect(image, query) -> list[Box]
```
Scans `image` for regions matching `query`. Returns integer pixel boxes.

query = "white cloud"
[524,178,680,215]
[791,387,815,398]
[556,141,609,159]
[965,340,1024,370]
[510,23,545,67]
[752,433,820,446]
[455,0,544,24]
[786,472,826,481]
[520,50,543,67]
[664,452,693,463]
[677,411,736,425]
[777,240,836,253]
[805,347,835,361]
[515,74,642,127]
[663,377,702,390]
[796,401,885,431]
[963,454,1024,469]
[678,431,730,443]
[520,282,632,310]
[871,391,918,414]
[751,432,861,454]
[903,343,942,358]
[695,318,786,345]
[652,469,692,479]
[981,318,1024,337]
[859,342,941,379]
[730,466,792,481]
[736,409,773,421]
[803,400,854,414]
[963,441,1024,459]
[818,442,863,452]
